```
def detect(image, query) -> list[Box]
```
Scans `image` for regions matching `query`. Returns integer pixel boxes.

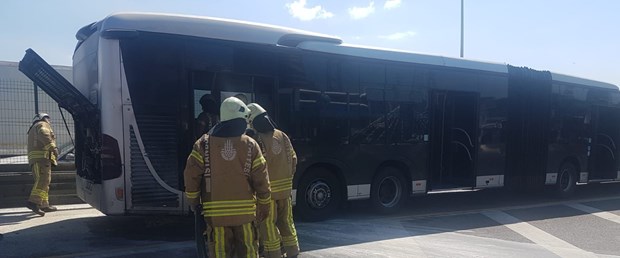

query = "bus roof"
[298,41,618,90]
[94,12,341,47]
[87,12,617,91]
[298,41,508,74]
[550,72,617,90]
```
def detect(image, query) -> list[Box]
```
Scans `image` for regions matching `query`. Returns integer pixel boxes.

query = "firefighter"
[26,113,59,216]
[247,103,300,258]
[184,96,271,258]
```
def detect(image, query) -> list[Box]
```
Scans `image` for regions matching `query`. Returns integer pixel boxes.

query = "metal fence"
[0,62,74,164]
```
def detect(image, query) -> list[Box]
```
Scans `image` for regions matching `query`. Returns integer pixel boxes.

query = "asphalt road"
[1,183,620,258]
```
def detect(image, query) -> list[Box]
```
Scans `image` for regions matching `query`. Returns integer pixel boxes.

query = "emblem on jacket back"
[272,138,282,155]
[221,140,237,161]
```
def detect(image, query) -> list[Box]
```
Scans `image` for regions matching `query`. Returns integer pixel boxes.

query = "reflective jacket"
[27,120,57,166]
[184,134,271,227]
[256,129,297,200]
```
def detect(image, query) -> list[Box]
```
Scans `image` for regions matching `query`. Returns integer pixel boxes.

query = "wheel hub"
[306,180,331,209]
[378,176,401,207]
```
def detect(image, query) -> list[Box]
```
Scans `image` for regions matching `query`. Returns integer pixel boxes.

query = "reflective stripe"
[257,196,271,205]
[263,200,280,252]
[203,199,256,217]
[190,150,204,165]
[270,177,292,185]
[251,156,266,170]
[203,199,256,207]
[31,163,40,197]
[270,178,293,193]
[243,223,257,258]
[31,189,48,199]
[29,163,50,203]
[282,235,298,246]
[214,226,225,258]
[185,191,200,199]
[204,208,256,217]
[28,151,49,159]
[283,197,298,247]
[263,240,281,252]
[271,185,292,193]
[30,164,41,196]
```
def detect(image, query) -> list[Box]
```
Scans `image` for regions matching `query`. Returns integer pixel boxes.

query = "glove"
[50,147,59,167]
[256,203,270,222]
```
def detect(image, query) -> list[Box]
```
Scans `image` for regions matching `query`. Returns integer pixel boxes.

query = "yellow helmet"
[220,97,250,122]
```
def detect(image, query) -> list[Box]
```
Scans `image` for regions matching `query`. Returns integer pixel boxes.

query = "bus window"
[221,92,253,104]
[351,86,386,144]
[253,76,276,124]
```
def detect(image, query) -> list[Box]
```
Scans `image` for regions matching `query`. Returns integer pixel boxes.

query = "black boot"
[41,206,58,212]
[26,201,45,216]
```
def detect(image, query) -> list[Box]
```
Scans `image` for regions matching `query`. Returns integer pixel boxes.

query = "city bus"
[19,12,620,221]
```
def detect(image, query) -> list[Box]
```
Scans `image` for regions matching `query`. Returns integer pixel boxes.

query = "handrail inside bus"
[451,141,473,161]
[598,133,617,150]
[453,128,474,147]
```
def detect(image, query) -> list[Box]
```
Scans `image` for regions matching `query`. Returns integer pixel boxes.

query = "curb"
[0,162,75,173]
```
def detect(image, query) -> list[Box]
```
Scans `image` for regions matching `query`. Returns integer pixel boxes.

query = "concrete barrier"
[0,162,75,173]
[0,165,82,208]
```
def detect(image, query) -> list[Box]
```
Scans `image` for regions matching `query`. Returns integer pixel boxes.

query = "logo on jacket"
[272,138,282,155]
[221,140,237,161]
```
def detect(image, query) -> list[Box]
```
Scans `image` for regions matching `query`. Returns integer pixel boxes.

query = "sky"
[1,0,619,86]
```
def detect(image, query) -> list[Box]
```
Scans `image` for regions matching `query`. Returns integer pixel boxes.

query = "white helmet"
[247,103,267,123]
[220,97,250,122]
[32,113,50,123]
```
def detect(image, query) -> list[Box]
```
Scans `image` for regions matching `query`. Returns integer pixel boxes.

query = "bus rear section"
[17,49,110,212]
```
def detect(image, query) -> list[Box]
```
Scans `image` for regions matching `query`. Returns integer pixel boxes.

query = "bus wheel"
[555,162,577,198]
[370,167,406,214]
[296,168,342,221]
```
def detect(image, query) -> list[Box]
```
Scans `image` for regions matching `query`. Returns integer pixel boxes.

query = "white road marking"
[379,195,620,223]
[482,210,598,258]
[566,203,620,225]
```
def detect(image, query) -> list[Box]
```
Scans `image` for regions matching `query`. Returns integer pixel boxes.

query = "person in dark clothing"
[195,94,219,138]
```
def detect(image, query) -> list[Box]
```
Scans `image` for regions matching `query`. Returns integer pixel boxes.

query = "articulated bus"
[20,13,620,221]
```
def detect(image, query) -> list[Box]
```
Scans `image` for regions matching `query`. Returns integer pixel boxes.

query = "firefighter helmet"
[247,103,267,123]
[32,113,50,123]
[220,97,250,122]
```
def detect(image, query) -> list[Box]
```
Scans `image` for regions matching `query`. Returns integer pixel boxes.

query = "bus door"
[588,105,620,180]
[429,91,479,189]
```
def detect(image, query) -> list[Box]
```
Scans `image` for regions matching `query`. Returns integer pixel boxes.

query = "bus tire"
[555,162,577,198]
[296,167,342,221]
[370,167,406,214]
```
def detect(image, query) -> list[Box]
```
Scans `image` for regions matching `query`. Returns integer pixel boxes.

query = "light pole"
[460,0,464,58]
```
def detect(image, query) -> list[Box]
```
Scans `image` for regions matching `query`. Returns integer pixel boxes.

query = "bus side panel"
[118,35,185,214]
[98,38,127,215]
[475,75,509,188]
[76,175,103,211]
[505,66,552,190]
[545,83,588,185]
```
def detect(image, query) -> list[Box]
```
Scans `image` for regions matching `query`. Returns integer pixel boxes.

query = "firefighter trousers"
[28,160,52,208]
[259,197,300,258]
[206,221,259,258]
